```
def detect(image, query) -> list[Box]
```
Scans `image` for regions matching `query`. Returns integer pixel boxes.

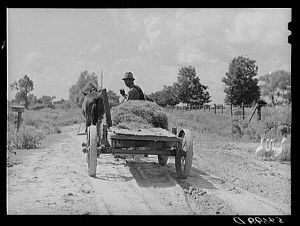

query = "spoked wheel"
[158,155,168,166]
[86,127,90,164]
[175,129,193,179]
[87,125,98,177]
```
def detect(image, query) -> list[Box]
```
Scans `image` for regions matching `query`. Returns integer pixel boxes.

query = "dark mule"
[82,91,105,132]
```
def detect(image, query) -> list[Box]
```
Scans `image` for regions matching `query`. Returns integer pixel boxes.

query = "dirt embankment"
[7,124,291,215]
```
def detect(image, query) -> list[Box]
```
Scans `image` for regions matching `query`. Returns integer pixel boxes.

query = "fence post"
[242,102,245,119]
[230,104,233,117]
[11,106,25,131]
[214,104,217,114]
[257,104,262,121]
[221,104,224,114]
[208,105,210,112]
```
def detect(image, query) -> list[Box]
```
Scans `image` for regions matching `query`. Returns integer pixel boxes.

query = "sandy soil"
[7,124,291,215]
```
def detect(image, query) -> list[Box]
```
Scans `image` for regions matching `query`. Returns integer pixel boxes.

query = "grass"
[22,108,83,135]
[165,104,292,142]
[7,107,83,151]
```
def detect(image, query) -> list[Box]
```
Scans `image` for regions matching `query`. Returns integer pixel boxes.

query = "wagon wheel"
[87,125,98,177]
[158,155,168,166]
[86,127,90,164]
[175,129,193,179]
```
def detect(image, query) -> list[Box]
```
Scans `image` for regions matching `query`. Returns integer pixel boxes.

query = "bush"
[30,103,46,110]
[15,125,45,149]
[54,100,72,109]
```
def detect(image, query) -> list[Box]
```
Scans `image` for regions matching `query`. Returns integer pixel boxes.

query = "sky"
[7,8,291,104]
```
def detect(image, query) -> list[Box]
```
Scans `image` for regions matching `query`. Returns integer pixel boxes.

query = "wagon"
[82,89,193,179]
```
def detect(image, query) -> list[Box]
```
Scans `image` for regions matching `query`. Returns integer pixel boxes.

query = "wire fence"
[168,103,266,121]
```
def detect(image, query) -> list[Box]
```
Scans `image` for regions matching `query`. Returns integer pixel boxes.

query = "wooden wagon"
[82,89,193,179]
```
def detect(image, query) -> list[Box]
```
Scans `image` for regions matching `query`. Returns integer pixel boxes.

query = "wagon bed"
[109,127,179,142]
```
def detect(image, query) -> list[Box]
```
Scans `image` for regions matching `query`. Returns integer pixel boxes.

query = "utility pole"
[101,70,103,89]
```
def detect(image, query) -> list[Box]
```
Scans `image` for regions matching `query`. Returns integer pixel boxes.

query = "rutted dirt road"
[7,124,291,215]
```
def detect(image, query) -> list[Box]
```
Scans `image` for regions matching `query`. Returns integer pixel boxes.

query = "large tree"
[175,65,211,106]
[10,75,34,109]
[222,56,260,105]
[149,85,180,107]
[69,71,98,107]
[259,70,291,106]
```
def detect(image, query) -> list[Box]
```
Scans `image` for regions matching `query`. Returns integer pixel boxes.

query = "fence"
[170,103,264,121]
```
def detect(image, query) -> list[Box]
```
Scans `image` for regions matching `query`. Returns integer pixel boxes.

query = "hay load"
[111,100,168,130]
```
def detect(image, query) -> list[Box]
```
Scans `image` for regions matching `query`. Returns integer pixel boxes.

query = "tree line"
[147,65,211,107]
[9,55,291,110]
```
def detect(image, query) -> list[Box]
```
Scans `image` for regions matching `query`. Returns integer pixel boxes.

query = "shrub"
[30,103,46,110]
[7,121,17,153]
[16,125,45,149]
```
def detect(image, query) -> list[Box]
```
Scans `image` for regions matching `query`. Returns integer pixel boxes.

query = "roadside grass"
[165,104,291,143]
[7,107,83,151]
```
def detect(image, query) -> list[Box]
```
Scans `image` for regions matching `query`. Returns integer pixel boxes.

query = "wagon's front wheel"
[175,129,193,179]
[87,125,97,177]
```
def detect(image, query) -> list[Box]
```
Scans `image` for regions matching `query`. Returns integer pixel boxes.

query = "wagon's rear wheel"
[175,129,193,179]
[87,125,98,177]
[158,155,168,166]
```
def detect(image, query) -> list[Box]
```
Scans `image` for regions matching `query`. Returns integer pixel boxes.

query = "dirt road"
[7,124,291,215]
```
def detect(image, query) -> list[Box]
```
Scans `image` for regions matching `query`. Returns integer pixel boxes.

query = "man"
[120,72,148,157]
[120,72,145,101]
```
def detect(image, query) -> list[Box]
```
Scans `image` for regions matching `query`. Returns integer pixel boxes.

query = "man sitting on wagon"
[119,72,146,101]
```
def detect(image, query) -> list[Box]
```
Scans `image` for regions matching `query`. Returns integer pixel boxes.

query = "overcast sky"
[7,8,291,104]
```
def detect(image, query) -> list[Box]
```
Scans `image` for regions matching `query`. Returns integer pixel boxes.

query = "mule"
[82,91,105,132]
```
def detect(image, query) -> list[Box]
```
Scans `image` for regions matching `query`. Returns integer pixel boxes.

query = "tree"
[222,56,260,105]
[27,93,38,107]
[162,85,180,106]
[259,70,291,106]
[107,90,120,108]
[38,95,55,108]
[147,85,180,107]
[10,75,34,109]
[174,65,211,106]
[69,71,98,107]
[14,91,26,104]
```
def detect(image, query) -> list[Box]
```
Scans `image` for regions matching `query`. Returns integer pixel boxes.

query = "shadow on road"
[91,174,134,182]
[165,163,220,191]
[125,159,219,191]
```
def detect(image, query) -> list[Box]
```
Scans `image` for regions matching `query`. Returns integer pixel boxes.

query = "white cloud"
[110,10,141,34]
[177,41,205,65]
[138,9,236,67]
[225,8,290,45]
[91,43,102,53]
[24,52,46,74]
